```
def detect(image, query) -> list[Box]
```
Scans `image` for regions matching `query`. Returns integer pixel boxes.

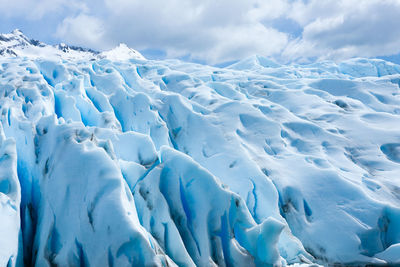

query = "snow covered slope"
[0,31,400,266]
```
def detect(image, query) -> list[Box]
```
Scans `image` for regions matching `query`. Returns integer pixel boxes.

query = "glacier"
[0,30,400,266]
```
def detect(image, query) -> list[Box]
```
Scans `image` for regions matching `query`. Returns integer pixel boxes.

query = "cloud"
[56,14,106,49]
[56,0,291,63]
[281,0,400,62]
[2,0,400,64]
[0,0,86,20]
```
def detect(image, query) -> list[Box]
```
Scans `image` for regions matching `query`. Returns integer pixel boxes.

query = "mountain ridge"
[0,29,144,61]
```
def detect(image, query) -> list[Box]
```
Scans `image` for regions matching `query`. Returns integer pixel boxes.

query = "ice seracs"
[0,31,400,266]
[0,124,21,267]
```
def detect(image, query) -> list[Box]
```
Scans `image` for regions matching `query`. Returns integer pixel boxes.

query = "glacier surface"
[0,31,400,266]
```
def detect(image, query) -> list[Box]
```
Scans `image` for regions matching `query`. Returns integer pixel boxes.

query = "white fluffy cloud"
[55,0,290,63]
[282,0,400,62]
[1,0,400,64]
[0,0,86,20]
[56,14,106,49]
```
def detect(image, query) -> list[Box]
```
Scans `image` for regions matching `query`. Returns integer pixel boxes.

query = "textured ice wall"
[0,55,400,266]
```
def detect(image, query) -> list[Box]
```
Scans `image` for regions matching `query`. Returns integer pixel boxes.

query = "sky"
[1,0,400,65]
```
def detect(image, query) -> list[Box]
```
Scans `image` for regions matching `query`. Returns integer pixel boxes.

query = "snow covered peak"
[99,43,145,61]
[2,28,24,38]
[0,29,99,60]
[0,29,37,56]
[10,28,24,36]
[0,29,44,47]
[0,30,146,62]
[228,55,281,70]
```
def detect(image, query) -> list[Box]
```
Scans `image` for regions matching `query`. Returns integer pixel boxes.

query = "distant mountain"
[0,29,145,61]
